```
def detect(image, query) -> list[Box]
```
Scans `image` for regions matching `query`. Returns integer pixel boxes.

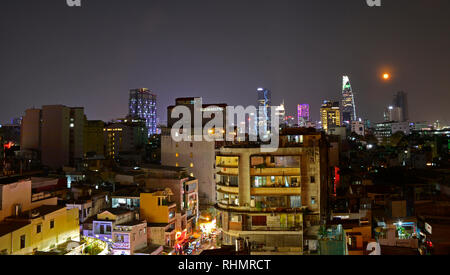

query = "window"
[310,176,316,183]
[252,216,267,226]
[190,153,193,158]
[190,163,194,168]
[190,143,193,148]
[20,235,26,249]
[176,153,179,158]
[311,197,316,205]
[36,224,42,234]
[50,220,55,229]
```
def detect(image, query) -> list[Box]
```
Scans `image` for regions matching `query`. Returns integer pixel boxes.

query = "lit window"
[176,153,179,158]
[190,163,194,168]
[176,163,179,167]
[190,173,194,177]
[70,123,75,128]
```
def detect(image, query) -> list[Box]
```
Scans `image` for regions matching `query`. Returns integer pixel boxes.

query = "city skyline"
[0,0,449,126]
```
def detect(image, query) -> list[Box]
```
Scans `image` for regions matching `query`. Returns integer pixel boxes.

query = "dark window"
[36,224,41,234]
[310,176,316,183]
[50,220,55,229]
[20,235,26,249]
[252,216,267,226]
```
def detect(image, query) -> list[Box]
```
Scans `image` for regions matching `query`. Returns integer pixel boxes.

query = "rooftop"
[9,205,66,220]
[115,220,146,227]
[0,221,30,237]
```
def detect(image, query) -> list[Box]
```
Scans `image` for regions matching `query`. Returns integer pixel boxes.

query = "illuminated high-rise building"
[341,76,357,124]
[257,88,271,136]
[320,101,341,132]
[297,104,310,127]
[129,88,157,137]
[275,101,286,129]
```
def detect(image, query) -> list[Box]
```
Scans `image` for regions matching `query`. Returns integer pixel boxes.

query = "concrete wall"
[161,135,216,207]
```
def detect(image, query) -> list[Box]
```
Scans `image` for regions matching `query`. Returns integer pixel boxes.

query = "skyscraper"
[392,91,409,122]
[341,76,357,124]
[275,101,286,129]
[297,104,310,127]
[257,88,271,135]
[320,100,341,132]
[129,88,157,137]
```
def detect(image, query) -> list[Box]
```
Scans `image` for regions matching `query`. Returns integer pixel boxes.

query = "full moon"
[383,73,390,80]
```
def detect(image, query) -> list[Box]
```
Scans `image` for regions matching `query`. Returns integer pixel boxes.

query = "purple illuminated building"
[297,104,310,127]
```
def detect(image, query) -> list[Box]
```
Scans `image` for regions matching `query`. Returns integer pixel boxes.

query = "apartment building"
[215,128,329,255]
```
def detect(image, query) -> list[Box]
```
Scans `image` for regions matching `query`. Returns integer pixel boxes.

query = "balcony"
[227,222,302,232]
[216,162,239,168]
[217,181,239,188]
[217,169,239,176]
[251,187,301,196]
[217,185,239,195]
[251,167,300,177]
[216,203,304,214]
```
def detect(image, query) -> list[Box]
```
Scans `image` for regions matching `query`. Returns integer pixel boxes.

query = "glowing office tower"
[341,76,357,124]
[320,101,341,132]
[257,88,271,136]
[297,104,310,127]
[129,88,157,137]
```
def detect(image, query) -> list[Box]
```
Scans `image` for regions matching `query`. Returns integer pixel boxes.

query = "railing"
[216,203,304,213]
[242,225,302,232]
[217,181,239,187]
[251,183,300,188]
[111,242,131,249]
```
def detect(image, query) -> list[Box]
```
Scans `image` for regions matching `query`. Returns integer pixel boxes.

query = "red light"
[3,142,14,149]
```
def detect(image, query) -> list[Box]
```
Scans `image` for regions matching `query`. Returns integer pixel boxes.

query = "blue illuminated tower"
[257,88,271,135]
[129,88,157,137]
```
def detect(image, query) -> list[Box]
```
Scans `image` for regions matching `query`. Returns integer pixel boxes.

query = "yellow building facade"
[140,189,176,224]
[0,205,80,255]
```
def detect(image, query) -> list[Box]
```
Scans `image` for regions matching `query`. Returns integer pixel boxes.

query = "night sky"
[1,0,449,125]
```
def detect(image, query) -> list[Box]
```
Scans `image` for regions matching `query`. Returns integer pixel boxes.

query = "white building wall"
[161,135,216,207]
